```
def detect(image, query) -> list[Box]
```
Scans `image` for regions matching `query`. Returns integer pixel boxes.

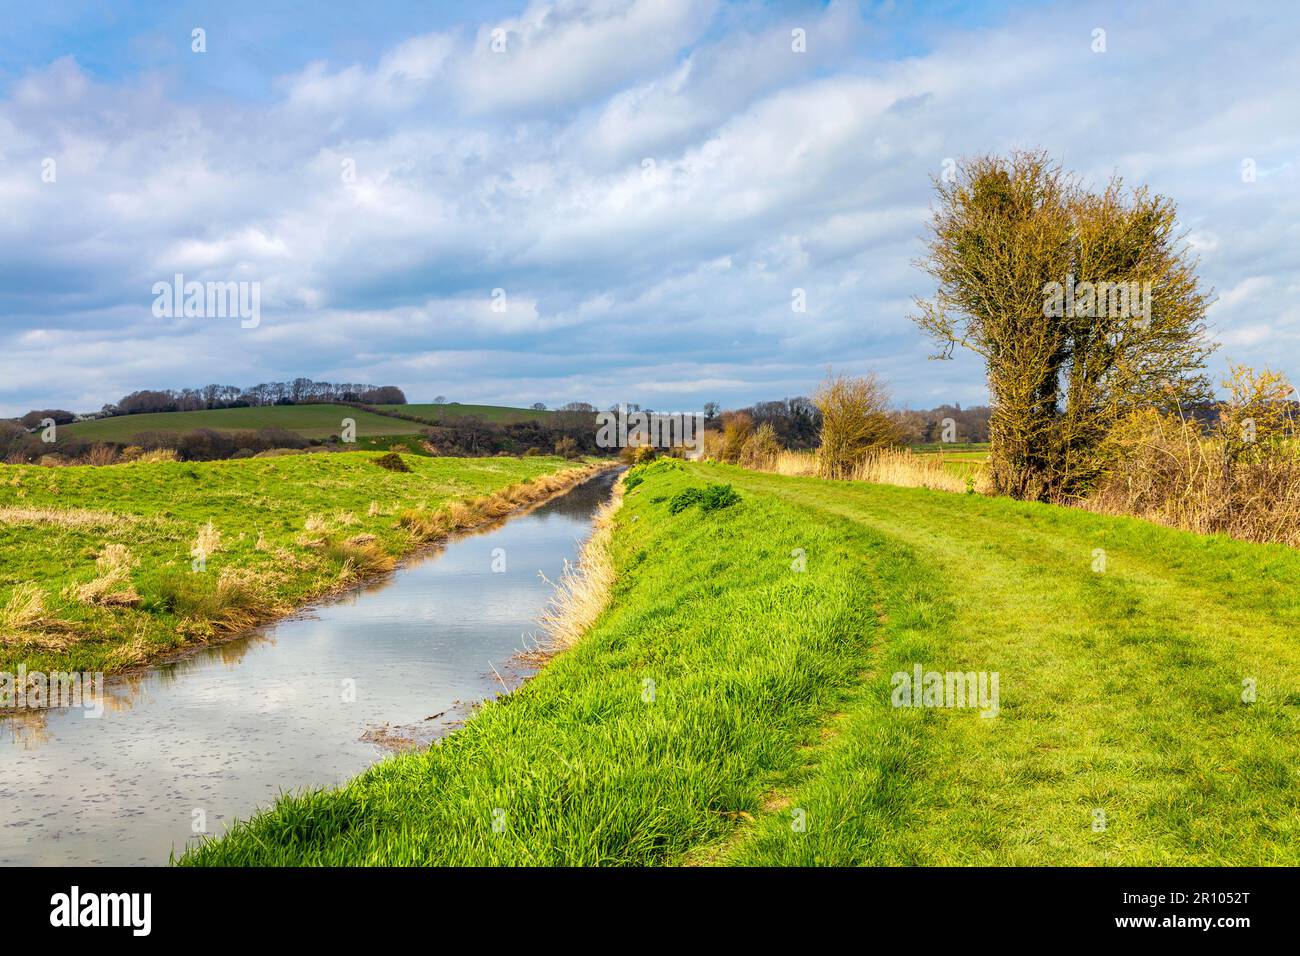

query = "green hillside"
[375,403,551,424]
[61,406,419,442]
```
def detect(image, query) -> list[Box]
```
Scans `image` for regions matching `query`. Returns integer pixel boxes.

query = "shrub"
[85,443,118,466]
[554,436,580,459]
[668,483,741,515]
[1087,367,1300,546]
[374,452,412,473]
[719,412,753,464]
[813,371,905,479]
[739,422,783,470]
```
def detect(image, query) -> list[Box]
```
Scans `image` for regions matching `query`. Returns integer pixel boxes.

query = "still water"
[0,469,617,865]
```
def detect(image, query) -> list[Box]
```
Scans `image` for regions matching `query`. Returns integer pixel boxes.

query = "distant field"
[377,403,550,424]
[911,443,989,479]
[911,442,990,459]
[61,406,421,442]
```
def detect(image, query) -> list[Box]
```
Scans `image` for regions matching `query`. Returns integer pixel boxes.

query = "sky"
[0,0,1296,416]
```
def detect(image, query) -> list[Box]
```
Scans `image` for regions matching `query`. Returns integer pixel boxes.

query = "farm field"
[0,453,594,677]
[374,403,551,423]
[184,460,1300,866]
[59,405,415,442]
[910,443,989,480]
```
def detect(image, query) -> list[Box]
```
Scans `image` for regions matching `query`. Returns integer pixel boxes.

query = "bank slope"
[184,459,1300,866]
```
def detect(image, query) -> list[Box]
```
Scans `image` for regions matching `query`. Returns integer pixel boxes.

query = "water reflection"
[0,469,617,866]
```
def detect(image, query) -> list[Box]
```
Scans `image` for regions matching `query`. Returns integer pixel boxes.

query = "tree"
[912,150,1214,500]
[703,401,720,422]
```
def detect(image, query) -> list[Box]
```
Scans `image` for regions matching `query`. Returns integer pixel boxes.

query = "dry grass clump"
[397,507,453,541]
[0,506,136,530]
[325,536,397,580]
[0,583,79,650]
[169,567,284,637]
[763,447,975,493]
[1085,366,1300,546]
[193,520,223,558]
[1,583,50,633]
[537,479,623,653]
[68,544,141,607]
[136,448,180,463]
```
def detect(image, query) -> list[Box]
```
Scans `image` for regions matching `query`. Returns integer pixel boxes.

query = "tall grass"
[767,448,978,493]
[536,477,623,652]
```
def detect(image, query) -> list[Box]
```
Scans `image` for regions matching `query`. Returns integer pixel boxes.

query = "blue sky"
[1,0,1296,415]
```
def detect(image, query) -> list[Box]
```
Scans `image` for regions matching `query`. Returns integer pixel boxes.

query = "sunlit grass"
[184,459,1299,866]
[0,453,590,675]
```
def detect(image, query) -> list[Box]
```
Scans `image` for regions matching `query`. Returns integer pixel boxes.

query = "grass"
[60,405,417,442]
[0,453,595,677]
[910,442,989,480]
[374,403,550,424]
[183,459,1300,866]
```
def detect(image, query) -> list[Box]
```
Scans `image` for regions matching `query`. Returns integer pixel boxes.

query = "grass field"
[183,459,1300,866]
[0,453,590,677]
[52,402,549,444]
[374,403,550,423]
[910,443,989,480]
[60,405,417,442]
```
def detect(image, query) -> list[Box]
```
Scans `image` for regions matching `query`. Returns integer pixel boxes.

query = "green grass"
[911,442,990,457]
[183,460,1300,866]
[910,443,989,479]
[61,405,417,442]
[375,403,550,424]
[0,453,585,676]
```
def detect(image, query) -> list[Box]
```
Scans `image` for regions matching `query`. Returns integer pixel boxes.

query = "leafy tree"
[912,150,1214,500]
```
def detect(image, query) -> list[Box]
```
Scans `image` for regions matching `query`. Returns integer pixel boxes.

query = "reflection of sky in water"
[0,472,615,866]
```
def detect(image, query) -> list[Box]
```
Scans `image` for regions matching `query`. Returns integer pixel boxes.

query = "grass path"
[184,460,1300,866]
[710,466,1300,864]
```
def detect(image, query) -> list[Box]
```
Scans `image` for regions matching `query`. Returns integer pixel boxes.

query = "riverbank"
[0,453,607,681]
[185,457,1300,866]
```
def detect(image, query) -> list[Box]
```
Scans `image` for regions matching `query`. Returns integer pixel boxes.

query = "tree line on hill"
[104,380,408,417]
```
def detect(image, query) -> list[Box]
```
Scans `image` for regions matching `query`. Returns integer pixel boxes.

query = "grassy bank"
[0,454,599,677]
[184,459,1299,866]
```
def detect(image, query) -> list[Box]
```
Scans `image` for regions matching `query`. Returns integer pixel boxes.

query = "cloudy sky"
[1,0,1296,416]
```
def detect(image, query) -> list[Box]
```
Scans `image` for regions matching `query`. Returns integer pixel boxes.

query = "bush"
[668,483,741,515]
[373,452,412,473]
[1088,367,1300,546]
[739,422,783,470]
[814,371,905,479]
[85,443,118,466]
[554,437,580,459]
[719,412,753,464]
